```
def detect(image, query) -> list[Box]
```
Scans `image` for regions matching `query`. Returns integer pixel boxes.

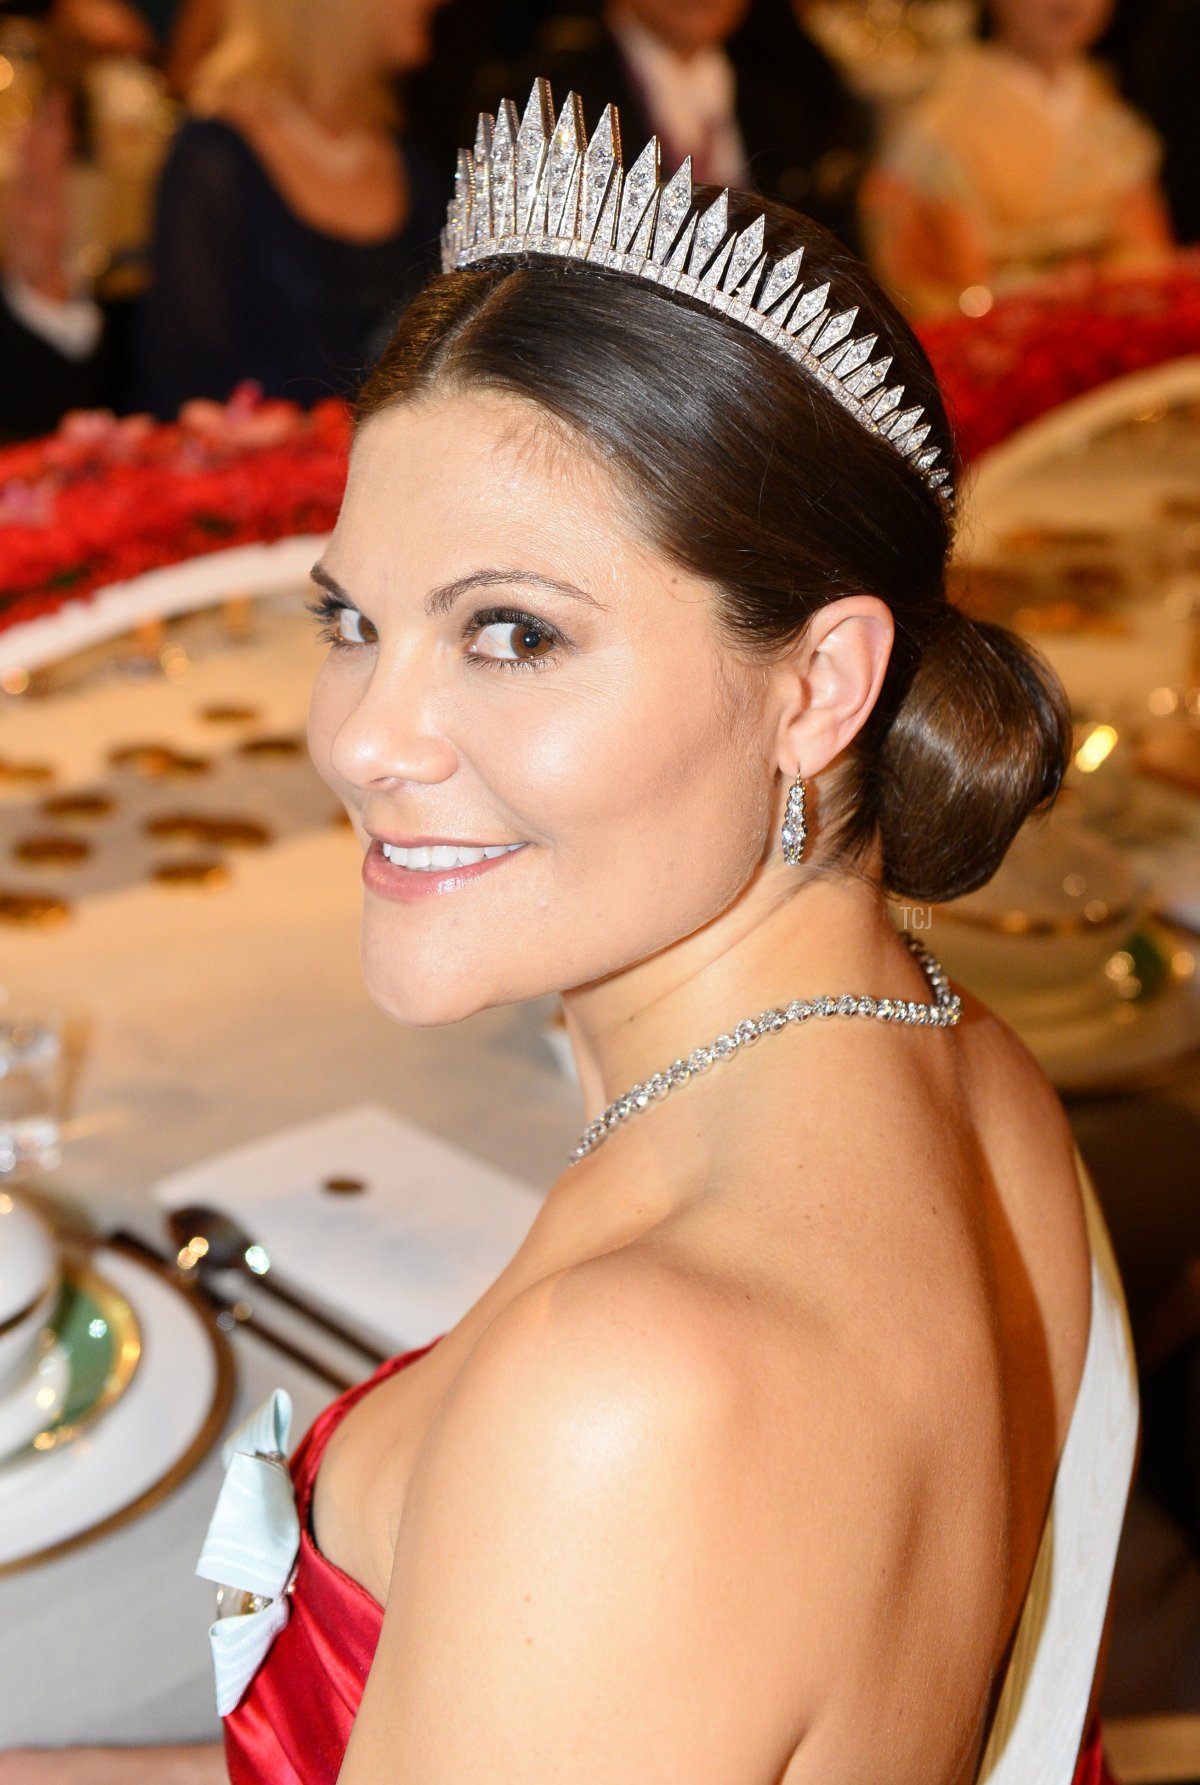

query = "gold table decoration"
[0,761,56,786]
[198,703,260,724]
[0,891,72,927]
[322,1176,367,1196]
[151,859,230,890]
[12,836,92,867]
[41,793,116,821]
[238,735,303,759]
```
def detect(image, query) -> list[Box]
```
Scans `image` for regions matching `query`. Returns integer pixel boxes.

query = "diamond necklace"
[568,930,960,1165]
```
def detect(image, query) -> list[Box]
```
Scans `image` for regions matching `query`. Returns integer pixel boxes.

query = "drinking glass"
[0,1002,63,1182]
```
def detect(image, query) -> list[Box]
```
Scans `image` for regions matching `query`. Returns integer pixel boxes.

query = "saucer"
[0,1244,235,1574]
[1009,923,1200,1094]
[0,1258,142,1462]
[0,1340,69,1460]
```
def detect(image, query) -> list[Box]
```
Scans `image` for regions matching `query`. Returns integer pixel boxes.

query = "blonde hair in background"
[189,0,397,129]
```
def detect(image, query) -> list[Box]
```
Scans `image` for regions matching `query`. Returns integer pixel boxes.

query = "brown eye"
[509,623,554,660]
[472,618,558,665]
[338,607,378,647]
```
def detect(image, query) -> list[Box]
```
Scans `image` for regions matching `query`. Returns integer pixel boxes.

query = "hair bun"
[876,608,1072,904]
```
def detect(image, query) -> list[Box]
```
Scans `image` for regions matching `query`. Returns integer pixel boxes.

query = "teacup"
[0,1194,60,1398]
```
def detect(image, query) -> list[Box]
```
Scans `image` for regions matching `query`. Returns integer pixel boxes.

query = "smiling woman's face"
[307,390,776,1027]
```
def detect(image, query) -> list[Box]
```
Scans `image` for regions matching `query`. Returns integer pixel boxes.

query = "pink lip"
[361,838,526,902]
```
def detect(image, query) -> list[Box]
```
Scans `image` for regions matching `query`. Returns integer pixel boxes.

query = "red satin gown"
[222,1338,1119,1784]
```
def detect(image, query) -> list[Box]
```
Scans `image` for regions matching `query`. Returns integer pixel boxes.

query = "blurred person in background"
[860,0,1174,318]
[504,0,872,248]
[0,84,123,436]
[0,0,159,439]
[131,0,445,418]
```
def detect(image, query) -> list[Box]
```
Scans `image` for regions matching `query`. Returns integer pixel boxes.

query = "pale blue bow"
[196,1389,299,1715]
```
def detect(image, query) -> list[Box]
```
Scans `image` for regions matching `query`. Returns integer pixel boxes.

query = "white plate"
[0,1246,234,1573]
[1013,928,1200,1094]
[0,1341,69,1461]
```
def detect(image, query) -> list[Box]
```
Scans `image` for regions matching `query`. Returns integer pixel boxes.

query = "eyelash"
[305,593,565,674]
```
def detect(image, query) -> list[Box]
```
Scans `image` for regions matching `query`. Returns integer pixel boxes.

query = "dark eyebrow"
[424,568,606,617]
[307,562,605,616]
[309,562,349,603]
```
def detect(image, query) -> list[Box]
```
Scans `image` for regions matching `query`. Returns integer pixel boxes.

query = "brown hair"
[355,194,1070,903]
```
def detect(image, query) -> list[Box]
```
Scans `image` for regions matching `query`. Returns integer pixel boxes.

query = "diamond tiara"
[440,77,952,504]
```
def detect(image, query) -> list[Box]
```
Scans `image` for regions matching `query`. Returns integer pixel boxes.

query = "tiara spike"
[580,104,621,247]
[723,214,765,295]
[589,156,623,255]
[515,79,555,233]
[443,81,953,504]
[887,405,926,444]
[827,333,877,379]
[784,281,831,333]
[759,247,804,314]
[652,155,693,263]
[662,213,697,276]
[541,92,585,238]
[793,310,830,350]
[490,100,519,238]
[812,307,858,358]
[728,253,767,310]
[902,423,933,457]
[617,137,659,253]
[871,385,904,421]
[442,145,471,260]
[687,190,730,279]
[843,353,891,398]
[471,114,494,244]
[627,188,659,258]
[698,235,736,296]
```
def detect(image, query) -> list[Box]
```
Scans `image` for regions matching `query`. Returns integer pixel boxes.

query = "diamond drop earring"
[782,772,807,866]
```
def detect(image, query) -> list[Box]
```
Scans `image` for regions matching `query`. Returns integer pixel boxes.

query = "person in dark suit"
[1122,0,1200,244]
[0,86,120,440]
[490,0,873,250]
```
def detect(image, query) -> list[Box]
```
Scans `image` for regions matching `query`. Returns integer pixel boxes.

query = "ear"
[771,595,894,777]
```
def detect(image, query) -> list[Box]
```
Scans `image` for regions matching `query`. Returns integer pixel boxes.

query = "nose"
[326,654,459,792]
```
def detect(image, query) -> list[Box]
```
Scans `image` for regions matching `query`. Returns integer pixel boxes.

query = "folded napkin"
[153,1105,544,1349]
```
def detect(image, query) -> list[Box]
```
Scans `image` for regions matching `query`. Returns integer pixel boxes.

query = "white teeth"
[379,841,524,871]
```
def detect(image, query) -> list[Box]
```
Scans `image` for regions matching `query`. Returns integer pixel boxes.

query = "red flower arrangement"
[0,384,350,636]
[918,254,1200,466]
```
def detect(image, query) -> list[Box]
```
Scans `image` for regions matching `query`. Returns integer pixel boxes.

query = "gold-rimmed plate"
[0,1245,235,1574]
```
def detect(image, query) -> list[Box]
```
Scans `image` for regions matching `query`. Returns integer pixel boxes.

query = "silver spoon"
[166,1204,390,1365]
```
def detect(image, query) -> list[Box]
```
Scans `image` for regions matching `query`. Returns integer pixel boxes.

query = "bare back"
[312,985,1092,1785]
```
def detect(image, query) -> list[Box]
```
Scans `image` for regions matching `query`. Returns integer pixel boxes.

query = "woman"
[132,0,446,417]
[1,82,1132,1785]
[861,0,1173,316]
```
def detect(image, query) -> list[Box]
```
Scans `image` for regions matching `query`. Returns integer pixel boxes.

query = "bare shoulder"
[339,1247,944,1783]
[955,984,1090,1276]
[948,983,1093,1467]
[420,1247,756,1489]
